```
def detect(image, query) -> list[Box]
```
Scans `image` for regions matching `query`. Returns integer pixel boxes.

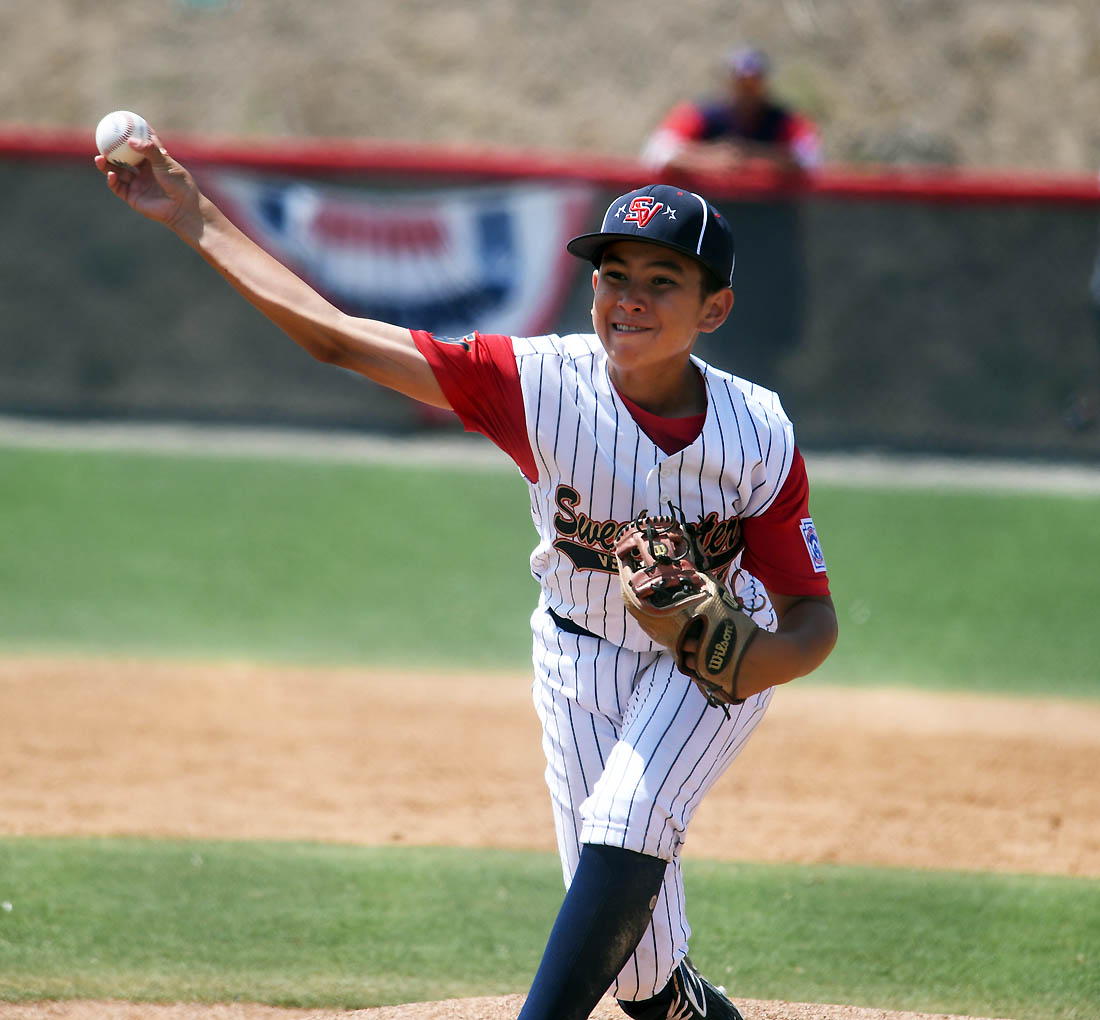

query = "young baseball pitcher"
[97,132,838,1020]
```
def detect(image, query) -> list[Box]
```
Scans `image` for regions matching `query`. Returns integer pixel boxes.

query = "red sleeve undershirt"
[411,330,538,482]
[411,329,829,596]
[739,448,830,596]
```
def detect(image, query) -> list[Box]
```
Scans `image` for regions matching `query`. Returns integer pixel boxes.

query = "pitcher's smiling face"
[591,241,733,402]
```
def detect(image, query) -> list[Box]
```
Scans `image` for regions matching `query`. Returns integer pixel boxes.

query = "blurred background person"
[642,46,822,177]
[640,46,818,393]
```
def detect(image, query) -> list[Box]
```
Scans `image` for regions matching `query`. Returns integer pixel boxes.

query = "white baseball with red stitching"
[95,110,150,167]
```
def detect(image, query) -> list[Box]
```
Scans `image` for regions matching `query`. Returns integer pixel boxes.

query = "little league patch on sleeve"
[432,332,476,351]
[800,517,828,573]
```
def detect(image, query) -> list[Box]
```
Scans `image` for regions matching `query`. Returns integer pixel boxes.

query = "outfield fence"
[2,127,1098,462]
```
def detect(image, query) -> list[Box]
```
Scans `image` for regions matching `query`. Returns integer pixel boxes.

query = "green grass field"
[1,444,1097,696]
[1,839,1097,1019]
[1,441,1098,1019]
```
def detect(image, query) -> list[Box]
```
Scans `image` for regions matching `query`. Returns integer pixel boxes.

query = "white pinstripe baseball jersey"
[413,326,829,999]
[512,331,793,648]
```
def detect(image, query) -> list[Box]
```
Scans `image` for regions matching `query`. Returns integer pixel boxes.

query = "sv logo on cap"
[624,196,665,228]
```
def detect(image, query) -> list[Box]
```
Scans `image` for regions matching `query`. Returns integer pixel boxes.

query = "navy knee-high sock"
[517,843,668,1020]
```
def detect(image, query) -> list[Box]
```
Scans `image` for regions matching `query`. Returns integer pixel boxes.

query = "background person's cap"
[566,184,735,286]
[726,45,770,77]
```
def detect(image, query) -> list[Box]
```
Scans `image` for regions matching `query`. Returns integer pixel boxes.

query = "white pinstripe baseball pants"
[530,606,774,1000]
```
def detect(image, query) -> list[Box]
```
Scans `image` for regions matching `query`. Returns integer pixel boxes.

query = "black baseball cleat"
[617,956,745,1020]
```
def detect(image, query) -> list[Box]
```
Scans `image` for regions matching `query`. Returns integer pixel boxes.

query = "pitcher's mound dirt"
[0,995,1018,1020]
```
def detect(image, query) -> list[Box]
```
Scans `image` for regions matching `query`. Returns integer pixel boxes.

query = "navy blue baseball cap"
[567,184,735,287]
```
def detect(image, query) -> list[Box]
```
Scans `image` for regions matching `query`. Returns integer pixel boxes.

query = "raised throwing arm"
[95,131,449,409]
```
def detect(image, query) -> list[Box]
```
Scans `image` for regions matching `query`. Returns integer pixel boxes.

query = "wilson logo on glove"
[706,620,736,673]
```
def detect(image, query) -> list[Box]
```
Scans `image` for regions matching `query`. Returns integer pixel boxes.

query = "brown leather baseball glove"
[614,511,760,710]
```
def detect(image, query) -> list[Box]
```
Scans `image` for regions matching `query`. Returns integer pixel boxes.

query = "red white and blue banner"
[201,170,596,338]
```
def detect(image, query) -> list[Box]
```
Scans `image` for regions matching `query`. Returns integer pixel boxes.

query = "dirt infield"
[4,654,1096,1020]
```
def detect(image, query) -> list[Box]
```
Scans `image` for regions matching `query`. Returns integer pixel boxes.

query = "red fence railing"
[4,123,1098,205]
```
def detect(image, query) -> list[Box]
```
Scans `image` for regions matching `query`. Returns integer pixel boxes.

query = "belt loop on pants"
[547,606,600,640]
